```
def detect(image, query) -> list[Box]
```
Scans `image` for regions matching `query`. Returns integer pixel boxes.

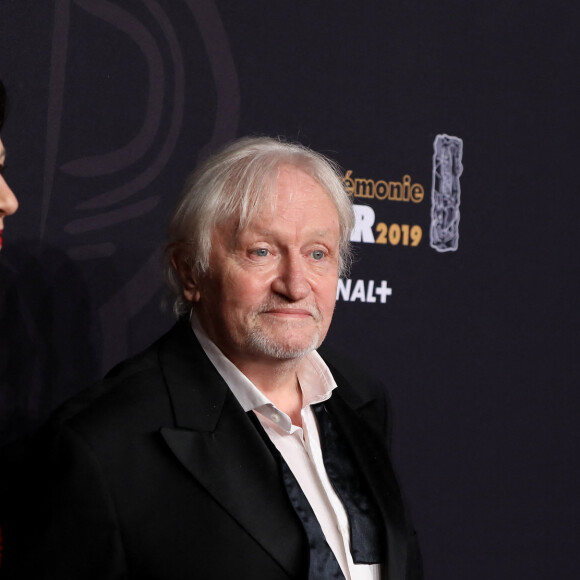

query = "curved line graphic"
[65,196,160,234]
[42,0,72,239]
[184,0,240,161]
[67,242,116,260]
[60,0,164,177]
[76,0,184,210]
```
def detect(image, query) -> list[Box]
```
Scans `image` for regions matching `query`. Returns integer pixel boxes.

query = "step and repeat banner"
[1,1,578,578]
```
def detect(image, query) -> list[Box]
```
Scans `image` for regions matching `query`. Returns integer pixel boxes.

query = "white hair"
[165,136,354,316]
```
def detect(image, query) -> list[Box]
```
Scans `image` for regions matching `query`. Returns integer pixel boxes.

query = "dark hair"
[0,80,5,132]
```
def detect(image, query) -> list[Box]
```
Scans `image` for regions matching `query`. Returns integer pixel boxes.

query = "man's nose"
[0,176,18,217]
[271,253,311,301]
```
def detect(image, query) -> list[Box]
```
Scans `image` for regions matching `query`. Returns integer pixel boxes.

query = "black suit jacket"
[4,319,421,579]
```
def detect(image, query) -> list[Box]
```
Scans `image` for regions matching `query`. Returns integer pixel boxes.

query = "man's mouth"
[258,305,321,322]
[266,308,312,317]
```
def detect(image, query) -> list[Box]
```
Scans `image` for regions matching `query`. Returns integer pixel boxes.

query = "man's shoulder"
[318,344,388,403]
[318,344,391,439]
[49,320,191,436]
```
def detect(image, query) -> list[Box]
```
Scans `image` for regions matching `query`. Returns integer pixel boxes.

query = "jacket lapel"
[153,321,413,579]
[156,320,304,578]
[325,368,411,580]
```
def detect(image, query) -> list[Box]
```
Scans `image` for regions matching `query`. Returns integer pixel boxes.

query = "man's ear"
[171,245,202,303]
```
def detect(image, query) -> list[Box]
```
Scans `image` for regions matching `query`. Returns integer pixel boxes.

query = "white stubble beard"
[245,304,327,360]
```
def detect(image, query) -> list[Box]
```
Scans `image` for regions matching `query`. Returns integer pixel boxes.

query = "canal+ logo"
[336,278,392,304]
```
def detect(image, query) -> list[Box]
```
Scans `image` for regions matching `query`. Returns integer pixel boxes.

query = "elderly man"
[5,137,421,579]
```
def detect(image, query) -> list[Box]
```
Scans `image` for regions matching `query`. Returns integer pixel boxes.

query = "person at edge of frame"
[0,80,19,252]
[0,78,20,570]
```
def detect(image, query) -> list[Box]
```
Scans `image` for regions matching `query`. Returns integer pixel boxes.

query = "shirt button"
[271,412,281,423]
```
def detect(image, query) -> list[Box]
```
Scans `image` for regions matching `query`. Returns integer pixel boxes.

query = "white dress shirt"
[191,316,381,580]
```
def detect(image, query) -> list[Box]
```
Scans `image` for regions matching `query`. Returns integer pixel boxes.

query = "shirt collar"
[190,312,337,428]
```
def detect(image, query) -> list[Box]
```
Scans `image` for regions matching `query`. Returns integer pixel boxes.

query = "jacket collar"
[157,319,306,577]
[325,361,411,580]
[157,319,411,580]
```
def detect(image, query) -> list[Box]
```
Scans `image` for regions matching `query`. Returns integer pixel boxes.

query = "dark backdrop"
[1,1,579,578]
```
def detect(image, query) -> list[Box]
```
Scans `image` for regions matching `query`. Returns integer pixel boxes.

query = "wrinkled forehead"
[230,184,337,249]
[239,164,334,228]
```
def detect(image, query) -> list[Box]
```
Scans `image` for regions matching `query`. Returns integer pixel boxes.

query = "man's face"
[0,137,19,251]
[190,164,340,369]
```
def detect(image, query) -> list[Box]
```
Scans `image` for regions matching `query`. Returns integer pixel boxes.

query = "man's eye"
[252,248,269,257]
[311,250,325,261]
